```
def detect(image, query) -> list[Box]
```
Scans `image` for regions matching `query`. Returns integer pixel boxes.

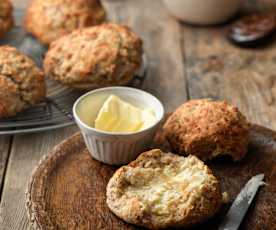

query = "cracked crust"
[0,46,46,118]
[106,149,222,229]
[43,23,143,90]
[0,0,13,38]
[163,99,250,161]
[24,0,106,45]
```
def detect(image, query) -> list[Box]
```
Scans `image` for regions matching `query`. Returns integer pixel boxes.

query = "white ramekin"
[73,87,165,165]
[163,0,241,25]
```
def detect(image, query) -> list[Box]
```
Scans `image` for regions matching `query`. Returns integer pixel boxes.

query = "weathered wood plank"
[181,2,276,129]
[103,0,188,111]
[0,137,11,200]
[0,127,77,230]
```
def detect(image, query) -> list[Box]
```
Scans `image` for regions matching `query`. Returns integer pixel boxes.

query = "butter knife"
[218,174,265,230]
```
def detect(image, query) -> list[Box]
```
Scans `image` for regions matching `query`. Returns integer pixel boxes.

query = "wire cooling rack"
[0,9,148,135]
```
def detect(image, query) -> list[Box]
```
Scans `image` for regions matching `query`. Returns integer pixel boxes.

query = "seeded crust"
[106,149,222,229]
[43,23,143,90]
[24,0,106,45]
[0,46,46,118]
[163,99,250,161]
[0,0,13,38]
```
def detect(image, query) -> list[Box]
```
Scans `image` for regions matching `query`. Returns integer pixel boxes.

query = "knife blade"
[218,174,265,230]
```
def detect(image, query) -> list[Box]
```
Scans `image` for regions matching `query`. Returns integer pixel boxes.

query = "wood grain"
[182,0,276,129]
[26,125,276,230]
[0,137,11,200]
[0,127,77,230]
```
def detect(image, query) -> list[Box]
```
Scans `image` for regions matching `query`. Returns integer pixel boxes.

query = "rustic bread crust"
[24,0,106,45]
[106,149,222,229]
[0,46,46,118]
[163,99,250,161]
[0,0,13,38]
[43,23,143,90]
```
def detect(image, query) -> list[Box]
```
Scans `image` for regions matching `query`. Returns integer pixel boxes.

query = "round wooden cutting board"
[26,124,276,230]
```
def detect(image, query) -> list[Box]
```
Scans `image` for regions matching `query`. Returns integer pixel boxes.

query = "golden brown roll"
[107,149,222,229]
[24,0,106,45]
[43,23,143,90]
[0,46,46,118]
[0,0,13,38]
[163,99,250,161]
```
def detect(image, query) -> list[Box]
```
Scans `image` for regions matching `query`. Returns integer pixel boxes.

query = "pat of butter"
[95,95,156,133]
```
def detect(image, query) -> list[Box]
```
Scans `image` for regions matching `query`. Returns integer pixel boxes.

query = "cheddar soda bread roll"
[43,23,143,90]
[163,99,250,161]
[0,0,13,38]
[0,46,46,118]
[24,0,106,45]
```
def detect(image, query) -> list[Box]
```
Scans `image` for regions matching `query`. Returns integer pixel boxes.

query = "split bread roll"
[106,149,222,229]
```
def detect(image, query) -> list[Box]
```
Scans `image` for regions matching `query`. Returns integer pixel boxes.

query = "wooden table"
[1,0,276,229]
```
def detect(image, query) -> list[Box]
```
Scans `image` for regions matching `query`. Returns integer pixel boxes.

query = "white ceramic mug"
[163,0,241,25]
